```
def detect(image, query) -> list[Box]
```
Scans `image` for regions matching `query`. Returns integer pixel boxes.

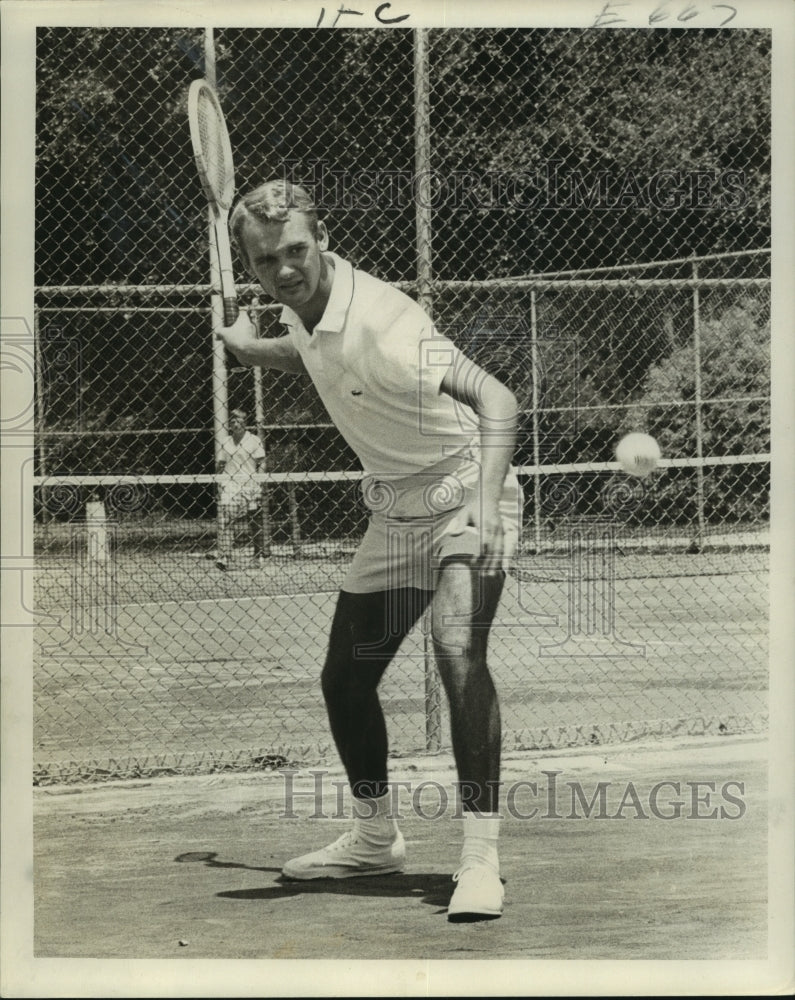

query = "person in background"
[214,409,266,570]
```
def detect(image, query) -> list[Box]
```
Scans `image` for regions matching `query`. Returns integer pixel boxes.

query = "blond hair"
[230,180,319,267]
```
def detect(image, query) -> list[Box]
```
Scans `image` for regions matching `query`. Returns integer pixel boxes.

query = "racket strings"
[196,91,233,207]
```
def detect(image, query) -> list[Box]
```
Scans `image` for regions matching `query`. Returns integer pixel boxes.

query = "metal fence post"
[251,297,272,558]
[288,485,302,556]
[530,290,543,552]
[692,260,706,551]
[414,27,442,753]
[33,307,52,536]
[205,28,230,539]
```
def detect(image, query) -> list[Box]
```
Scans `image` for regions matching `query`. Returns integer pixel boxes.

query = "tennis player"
[216,180,521,921]
[214,409,266,570]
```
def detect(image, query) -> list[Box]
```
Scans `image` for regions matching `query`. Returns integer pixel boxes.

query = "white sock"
[460,810,500,874]
[352,791,398,844]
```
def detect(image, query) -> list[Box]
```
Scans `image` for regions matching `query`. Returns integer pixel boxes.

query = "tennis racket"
[188,79,238,326]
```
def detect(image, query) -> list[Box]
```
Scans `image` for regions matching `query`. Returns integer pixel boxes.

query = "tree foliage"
[640,296,770,457]
[36,26,770,284]
[35,27,771,500]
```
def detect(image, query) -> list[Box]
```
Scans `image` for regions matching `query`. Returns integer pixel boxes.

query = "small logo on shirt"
[351,389,363,396]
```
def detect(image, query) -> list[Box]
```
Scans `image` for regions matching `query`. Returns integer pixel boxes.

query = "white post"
[85,497,108,564]
[83,495,113,636]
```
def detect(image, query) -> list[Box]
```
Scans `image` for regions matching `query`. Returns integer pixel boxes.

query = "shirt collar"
[279,252,353,334]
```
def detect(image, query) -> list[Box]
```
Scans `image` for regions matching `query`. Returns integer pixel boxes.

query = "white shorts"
[343,468,522,594]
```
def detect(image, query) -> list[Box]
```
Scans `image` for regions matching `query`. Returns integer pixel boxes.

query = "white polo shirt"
[219,430,265,505]
[280,253,479,498]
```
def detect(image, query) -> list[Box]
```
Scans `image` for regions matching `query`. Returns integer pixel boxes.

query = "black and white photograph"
[1,0,793,996]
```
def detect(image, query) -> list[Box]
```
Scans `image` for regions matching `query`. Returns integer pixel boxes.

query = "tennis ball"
[615,432,661,478]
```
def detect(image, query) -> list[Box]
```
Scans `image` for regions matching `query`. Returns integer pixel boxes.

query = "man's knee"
[431,620,476,663]
[432,571,503,660]
[435,560,504,621]
[432,633,493,705]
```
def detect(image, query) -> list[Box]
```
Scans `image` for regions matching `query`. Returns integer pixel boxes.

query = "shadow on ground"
[176,849,459,913]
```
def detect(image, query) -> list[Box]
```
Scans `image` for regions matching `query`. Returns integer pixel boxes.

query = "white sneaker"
[447,865,504,921]
[282,828,406,880]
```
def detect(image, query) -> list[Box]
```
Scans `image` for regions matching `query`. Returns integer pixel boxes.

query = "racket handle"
[223,297,239,326]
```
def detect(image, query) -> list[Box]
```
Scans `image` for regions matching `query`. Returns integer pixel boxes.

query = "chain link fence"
[33,27,770,782]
